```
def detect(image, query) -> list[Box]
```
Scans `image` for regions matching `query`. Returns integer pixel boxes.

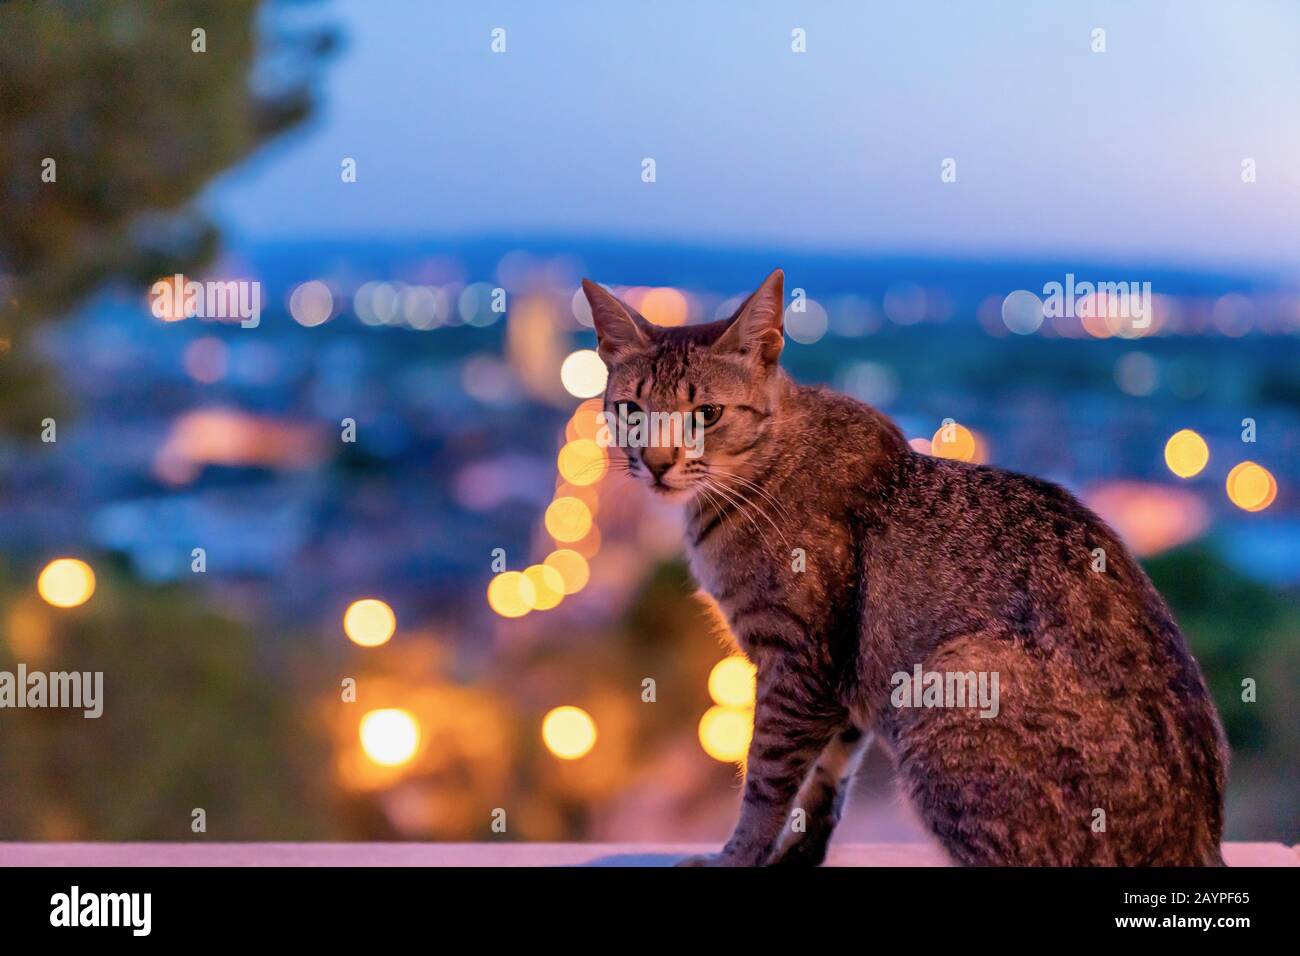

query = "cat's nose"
[643,449,676,480]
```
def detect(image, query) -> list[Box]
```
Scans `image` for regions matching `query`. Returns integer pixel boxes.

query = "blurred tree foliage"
[0,562,332,838]
[0,0,337,838]
[0,0,335,431]
[1145,544,1300,841]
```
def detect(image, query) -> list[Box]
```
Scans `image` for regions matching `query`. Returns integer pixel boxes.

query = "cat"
[581,269,1228,867]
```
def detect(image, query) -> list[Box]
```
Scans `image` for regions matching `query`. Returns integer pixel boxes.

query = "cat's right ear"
[582,279,649,365]
[711,268,785,368]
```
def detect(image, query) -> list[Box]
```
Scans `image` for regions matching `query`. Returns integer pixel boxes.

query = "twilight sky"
[207,0,1300,273]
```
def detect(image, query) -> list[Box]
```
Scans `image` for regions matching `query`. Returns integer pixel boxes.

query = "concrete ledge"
[0,842,1295,867]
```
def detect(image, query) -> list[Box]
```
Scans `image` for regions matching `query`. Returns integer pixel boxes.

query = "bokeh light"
[1115,352,1158,397]
[636,287,688,327]
[523,564,565,610]
[560,349,608,398]
[289,279,334,327]
[543,549,590,595]
[707,656,757,708]
[183,336,229,383]
[359,708,420,767]
[567,398,605,443]
[698,705,753,763]
[1226,461,1277,512]
[1164,429,1209,479]
[36,558,96,609]
[785,299,829,344]
[343,598,397,647]
[930,421,981,463]
[542,705,597,760]
[487,571,536,618]
[557,438,607,486]
[545,496,594,543]
[1001,290,1045,335]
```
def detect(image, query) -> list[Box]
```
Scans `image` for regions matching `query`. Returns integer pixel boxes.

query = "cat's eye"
[614,400,644,421]
[693,403,724,427]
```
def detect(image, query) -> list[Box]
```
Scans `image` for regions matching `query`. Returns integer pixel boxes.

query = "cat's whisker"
[702,471,790,548]
[699,476,768,543]
[706,466,796,526]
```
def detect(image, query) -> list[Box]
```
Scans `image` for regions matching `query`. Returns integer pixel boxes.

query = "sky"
[207,0,1300,273]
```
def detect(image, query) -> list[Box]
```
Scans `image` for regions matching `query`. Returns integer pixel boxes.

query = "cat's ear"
[712,268,785,368]
[582,279,650,365]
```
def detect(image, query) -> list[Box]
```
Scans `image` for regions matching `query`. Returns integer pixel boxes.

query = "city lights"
[930,421,982,463]
[288,279,334,327]
[543,549,590,595]
[1226,461,1277,512]
[343,598,396,647]
[545,496,593,543]
[1164,429,1209,479]
[36,558,96,609]
[522,564,565,611]
[566,398,605,443]
[557,438,607,486]
[698,705,753,763]
[635,287,688,327]
[707,656,757,708]
[487,571,536,618]
[359,708,420,767]
[560,349,608,398]
[541,705,597,760]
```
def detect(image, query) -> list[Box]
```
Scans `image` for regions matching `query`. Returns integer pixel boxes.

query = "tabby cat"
[582,270,1227,867]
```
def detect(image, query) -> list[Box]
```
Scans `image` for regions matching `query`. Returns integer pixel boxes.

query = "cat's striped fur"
[583,270,1227,866]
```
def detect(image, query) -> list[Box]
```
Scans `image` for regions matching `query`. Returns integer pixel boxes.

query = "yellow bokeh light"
[557,438,608,486]
[568,524,602,559]
[560,349,608,399]
[1164,429,1209,479]
[545,496,593,543]
[931,421,978,463]
[1226,461,1277,512]
[554,479,600,512]
[543,549,590,595]
[568,399,605,443]
[542,705,597,760]
[637,287,689,327]
[36,558,96,609]
[487,570,536,618]
[708,656,757,708]
[359,708,420,767]
[343,598,396,647]
[698,705,753,763]
[523,564,565,610]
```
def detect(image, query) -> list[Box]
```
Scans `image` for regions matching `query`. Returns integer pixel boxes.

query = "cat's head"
[581,269,786,503]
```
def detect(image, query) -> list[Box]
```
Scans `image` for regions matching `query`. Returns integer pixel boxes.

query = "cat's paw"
[674,851,740,867]
[767,840,829,867]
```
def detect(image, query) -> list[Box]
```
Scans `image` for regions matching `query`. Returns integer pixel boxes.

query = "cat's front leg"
[677,655,842,867]
[768,725,871,866]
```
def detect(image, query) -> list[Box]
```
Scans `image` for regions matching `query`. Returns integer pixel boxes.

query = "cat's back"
[871,449,1173,660]
[866,450,1227,865]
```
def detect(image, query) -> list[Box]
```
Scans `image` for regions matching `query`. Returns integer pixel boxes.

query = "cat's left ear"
[712,268,784,368]
[582,279,651,365]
